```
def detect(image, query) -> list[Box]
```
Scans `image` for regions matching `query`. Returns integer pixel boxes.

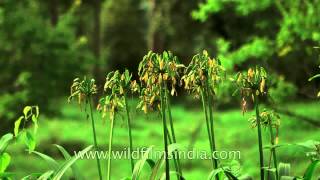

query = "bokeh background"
[0,0,319,179]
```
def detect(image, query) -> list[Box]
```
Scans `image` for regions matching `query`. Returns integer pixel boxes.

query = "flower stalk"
[99,70,139,179]
[268,117,279,180]
[68,77,103,180]
[165,84,183,179]
[107,113,115,180]
[254,98,264,180]
[160,81,170,180]
[137,51,184,179]
[232,66,270,180]
[124,94,134,172]
[182,50,224,172]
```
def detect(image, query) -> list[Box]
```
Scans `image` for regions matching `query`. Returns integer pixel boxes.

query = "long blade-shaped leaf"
[0,153,11,173]
[52,145,93,180]
[207,168,224,180]
[280,176,296,180]
[132,146,154,180]
[160,171,185,180]
[0,172,16,178]
[0,134,13,154]
[308,74,320,81]
[54,144,83,180]
[278,162,291,177]
[31,151,59,170]
[37,170,54,180]
[149,143,180,180]
[303,160,320,180]
[21,173,43,180]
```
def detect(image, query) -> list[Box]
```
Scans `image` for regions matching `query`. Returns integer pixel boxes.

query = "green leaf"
[23,106,32,118]
[278,162,291,177]
[35,106,40,118]
[37,170,54,180]
[303,160,320,180]
[308,74,320,81]
[150,143,180,180]
[264,143,289,150]
[264,168,277,180]
[0,153,11,173]
[224,171,239,180]
[0,133,13,154]
[207,168,224,180]
[21,173,43,180]
[52,145,93,180]
[24,131,36,153]
[32,115,39,134]
[295,140,319,151]
[31,150,59,170]
[14,116,24,137]
[0,172,16,178]
[120,177,132,180]
[279,176,296,180]
[54,144,83,180]
[160,171,185,180]
[132,146,154,180]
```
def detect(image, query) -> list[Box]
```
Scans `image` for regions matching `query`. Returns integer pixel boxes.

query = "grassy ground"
[7,101,320,179]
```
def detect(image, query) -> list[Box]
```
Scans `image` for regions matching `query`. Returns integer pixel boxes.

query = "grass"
[6,100,320,179]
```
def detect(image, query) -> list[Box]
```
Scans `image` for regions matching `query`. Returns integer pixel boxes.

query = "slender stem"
[88,99,103,180]
[124,95,134,172]
[205,83,219,169]
[107,114,115,180]
[268,118,279,180]
[267,153,272,180]
[200,88,215,169]
[255,98,265,180]
[165,86,183,179]
[160,82,170,180]
[165,126,181,179]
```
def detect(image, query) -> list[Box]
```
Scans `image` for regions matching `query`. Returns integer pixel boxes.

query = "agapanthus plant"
[137,51,184,179]
[232,66,268,180]
[181,50,225,171]
[98,70,139,180]
[68,77,102,180]
[249,109,280,180]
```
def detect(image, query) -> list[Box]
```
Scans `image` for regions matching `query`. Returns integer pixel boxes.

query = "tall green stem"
[268,118,279,180]
[165,86,183,179]
[165,126,181,180]
[160,82,170,180]
[124,95,134,172]
[254,98,265,180]
[205,83,218,169]
[88,99,103,180]
[200,88,215,168]
[107,114,115,180]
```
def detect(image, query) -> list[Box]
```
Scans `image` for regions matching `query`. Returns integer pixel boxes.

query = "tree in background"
[192,0,320,97]
[102,0,147,74]
[0,0,92,131]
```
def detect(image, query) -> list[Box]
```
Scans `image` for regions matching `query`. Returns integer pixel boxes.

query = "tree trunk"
[147,0,164,52]
[92,0,102,103]
[49,0,58,26]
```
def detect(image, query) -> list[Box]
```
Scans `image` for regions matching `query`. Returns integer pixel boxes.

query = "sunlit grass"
[7,101,320,179]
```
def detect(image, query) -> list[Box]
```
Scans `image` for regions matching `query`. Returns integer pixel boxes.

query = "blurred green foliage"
[0,0,319,124]
[0,0,92,123]
[192,0,320,88]
[269,75,298,104]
